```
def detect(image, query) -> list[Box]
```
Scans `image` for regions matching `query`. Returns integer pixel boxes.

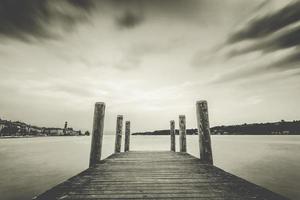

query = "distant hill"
[132,129,198,136]
[132,120,300,135]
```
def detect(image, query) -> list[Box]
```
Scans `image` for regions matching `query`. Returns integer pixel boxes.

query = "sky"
[0,0,299,133]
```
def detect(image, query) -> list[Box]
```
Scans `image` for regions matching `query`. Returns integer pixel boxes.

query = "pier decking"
[33,101,288,199]
[35,151,287,200]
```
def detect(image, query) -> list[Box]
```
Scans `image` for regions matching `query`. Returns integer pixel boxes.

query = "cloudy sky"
[0,0,299,132]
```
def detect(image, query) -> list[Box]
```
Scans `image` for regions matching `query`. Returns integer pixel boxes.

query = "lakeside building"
[65,127,81,136]
[29,126,42,135]
[0,118,82,137]
[271,130,290,135]
[0,121,5,132]
[43,128,64,136]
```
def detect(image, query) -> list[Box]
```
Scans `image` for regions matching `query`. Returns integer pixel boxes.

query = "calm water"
[0,135,299,200]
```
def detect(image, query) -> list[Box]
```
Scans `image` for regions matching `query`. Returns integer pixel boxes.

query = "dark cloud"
[0,0,204,40]
[0,0,94,41]
[116,11,144,29]
[221,1,300,81]
[110,0,204,29]
[268,49,300,70]
[227,25,300,57]
[0,0,50,41]
[110,0,199,15]
[271,26,300,51]
[215,49,300,84]
[67,0,94,11]
[227,1,300,44]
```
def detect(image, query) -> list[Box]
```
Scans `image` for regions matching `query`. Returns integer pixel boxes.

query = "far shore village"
[0,119,89,137]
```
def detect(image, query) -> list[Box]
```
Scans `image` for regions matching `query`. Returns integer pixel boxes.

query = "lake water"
[0,135,299,200]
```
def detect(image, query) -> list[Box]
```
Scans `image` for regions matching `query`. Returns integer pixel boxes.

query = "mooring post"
[196,100,213,165]
[179,115,187,152]
[170,120,176,152]
[124,121,130,152]
[114,115,123,153]
[89,102,105,167]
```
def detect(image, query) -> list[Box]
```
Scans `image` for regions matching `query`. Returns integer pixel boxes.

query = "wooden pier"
[34,101,288,200]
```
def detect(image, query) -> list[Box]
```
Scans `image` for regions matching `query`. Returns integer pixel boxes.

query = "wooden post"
[114,115,123,153]
[170,120,176,152]
[89,102,105,167]
[179,115,187,152]
[196,100,213,165]
[124,121,130,152]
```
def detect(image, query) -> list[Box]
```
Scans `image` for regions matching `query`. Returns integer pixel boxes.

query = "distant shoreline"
[132,120,300,136]
[0,135,87,139]
[0,118,88,137]
[131,133,300,136]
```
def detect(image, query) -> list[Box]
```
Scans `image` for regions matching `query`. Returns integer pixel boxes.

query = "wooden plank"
[34,151,288,200]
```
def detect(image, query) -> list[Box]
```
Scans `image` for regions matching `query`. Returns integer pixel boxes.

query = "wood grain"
[170,120,175,152]
[34,151,288,200]
[196,100,213,164]
[114,115,123,153]
[124,121,130,152]
[179,115,187,152]
[89,102,105,167]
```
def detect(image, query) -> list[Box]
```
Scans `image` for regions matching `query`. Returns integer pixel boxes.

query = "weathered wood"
[196,100,213,165]
[34,151,288,200]
[179,115,187,152]
[89,102,105,167]
[114,115,123,153]
[124,121,130,152]
[170,120,176,152]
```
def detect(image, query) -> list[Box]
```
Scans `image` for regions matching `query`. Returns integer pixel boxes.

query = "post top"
[196,100,207,104]
[95,102,105,105]
[179,115,185,118]
[117,115,123,118]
